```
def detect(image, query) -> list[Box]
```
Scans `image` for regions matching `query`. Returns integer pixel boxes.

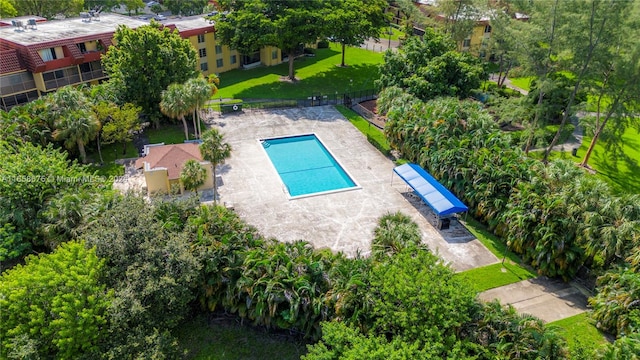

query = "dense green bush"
[380,88,639,279]
[0,242,112,359]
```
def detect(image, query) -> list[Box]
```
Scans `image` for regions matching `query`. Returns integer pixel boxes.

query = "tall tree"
[543,0,631,162]
[53,110,100,164]
[160,83,191,140]
[102,22,198,125]
[122,0,144,15]
[325,0,389,67]
[199,128,231,204]
[376,33,485,101]
[518,0,561,154]
[84,0,121,11]
[185,74,218,139]
[580,38,640,168]
[48,86,99,164]
[180,159,206,194]
[0,0,17,17]
[0,242,112,359]
[99,102,143,155]
[163,0,207,16]
[437,0,479,50]
[214,0,327,81]
[0,142,98,261]
[11,0,83,18]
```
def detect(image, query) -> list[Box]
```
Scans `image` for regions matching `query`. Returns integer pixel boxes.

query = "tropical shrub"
[382,89,640,279]
[589,268,640,336]
[371,212,421,261]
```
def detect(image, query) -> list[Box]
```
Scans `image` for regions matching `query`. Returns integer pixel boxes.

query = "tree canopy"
[325,0,389,67]
[214,0,327,80]
[376,31,485,100]
[102,22,198,123]
[0,242,112,359]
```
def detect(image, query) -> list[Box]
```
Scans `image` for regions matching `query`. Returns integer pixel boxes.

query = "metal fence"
[216,89,378,114]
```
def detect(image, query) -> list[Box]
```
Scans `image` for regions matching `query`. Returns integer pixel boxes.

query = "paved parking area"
[214,106,498,271]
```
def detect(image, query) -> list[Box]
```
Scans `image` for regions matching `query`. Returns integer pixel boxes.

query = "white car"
[146,1,159,7]
[153,14,166,21]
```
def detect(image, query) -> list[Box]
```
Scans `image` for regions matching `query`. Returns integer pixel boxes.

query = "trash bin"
[572,148,578,157]
[439,218,451,230]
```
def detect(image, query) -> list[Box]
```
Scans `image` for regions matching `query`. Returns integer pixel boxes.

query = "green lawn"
[176,315,308,360]
[146,125,188,145]
[382,25,404,41]
[508,76,534,91]
[550,313,610,355]
[457,262,537,292]
[535,125,640,194]
[576,125,640,194]
[456,217,537,291]
[215,43,384,100]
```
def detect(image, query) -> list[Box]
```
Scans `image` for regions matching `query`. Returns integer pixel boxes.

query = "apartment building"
[0,13,283,111]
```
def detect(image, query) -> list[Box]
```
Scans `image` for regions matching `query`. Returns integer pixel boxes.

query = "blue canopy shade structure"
[393,163,468,216]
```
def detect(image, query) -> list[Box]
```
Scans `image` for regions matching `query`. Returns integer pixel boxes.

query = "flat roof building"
[0,13,283,111]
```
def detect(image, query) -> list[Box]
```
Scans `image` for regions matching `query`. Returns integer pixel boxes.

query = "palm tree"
[47,86,99,163]
[180,159,206,194]
[160,83,191,140]
[199,128,231,203]
[186,74,219,139]
[52,109,99,164]
[371,212,421,261]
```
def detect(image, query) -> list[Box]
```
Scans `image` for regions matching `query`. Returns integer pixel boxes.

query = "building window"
[197,34,205,43]
[38,48,57,62]
[0,72,36,95]
[200,62,208,71]
[215,45,223,54]
[216,58,223,68]
[230,55,237,64]
[484,25,492,33]
[42,66,81,90]
[271,49,278,60]
[199,48,207,58]
[77,42,87,53]
[462,39,471,48]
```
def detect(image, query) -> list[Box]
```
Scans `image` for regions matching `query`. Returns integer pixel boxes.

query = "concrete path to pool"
[479,277,590,323]
[212,106,498,272]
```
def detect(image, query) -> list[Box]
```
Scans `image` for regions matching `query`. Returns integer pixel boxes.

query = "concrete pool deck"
[214,106,498,272]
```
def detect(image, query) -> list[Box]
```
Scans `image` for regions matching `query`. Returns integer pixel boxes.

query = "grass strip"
[335,105,390,155]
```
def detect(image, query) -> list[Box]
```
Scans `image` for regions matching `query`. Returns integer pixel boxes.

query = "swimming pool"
[261,134,359,198]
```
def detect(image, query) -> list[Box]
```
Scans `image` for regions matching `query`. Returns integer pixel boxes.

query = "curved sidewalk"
[479,277,589,323]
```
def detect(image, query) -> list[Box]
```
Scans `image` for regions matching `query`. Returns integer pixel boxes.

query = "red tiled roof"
[135,143,206,180]
[0,49,26,73]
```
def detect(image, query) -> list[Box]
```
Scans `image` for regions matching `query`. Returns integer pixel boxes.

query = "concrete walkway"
[479,277,589,323]
[211,106,498,271]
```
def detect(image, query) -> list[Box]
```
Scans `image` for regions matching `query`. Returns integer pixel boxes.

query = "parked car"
[153,14,166,21]
[146,1,159,7]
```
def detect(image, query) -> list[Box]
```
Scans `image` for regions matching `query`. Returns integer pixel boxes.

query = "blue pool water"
[262,134,357,197]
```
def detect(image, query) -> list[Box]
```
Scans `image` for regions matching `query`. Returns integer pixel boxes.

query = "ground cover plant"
[215,43,383,100]
[550,313,609,358]
[175,314,308,359]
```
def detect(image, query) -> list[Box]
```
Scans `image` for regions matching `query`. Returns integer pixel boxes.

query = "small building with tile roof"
[134,143,214,195]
